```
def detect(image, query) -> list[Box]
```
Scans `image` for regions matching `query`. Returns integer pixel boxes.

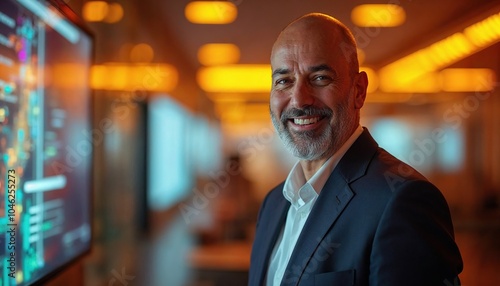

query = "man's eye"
[312,75,331,85]
[275,78,289,85]
[314,75,328,81]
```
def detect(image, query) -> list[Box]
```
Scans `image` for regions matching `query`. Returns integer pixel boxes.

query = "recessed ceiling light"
[185,1,237,24]
[198,43,240,66]
[351,4,406,27]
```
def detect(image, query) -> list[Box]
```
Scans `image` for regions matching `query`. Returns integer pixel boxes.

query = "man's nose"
[290,80,315,108]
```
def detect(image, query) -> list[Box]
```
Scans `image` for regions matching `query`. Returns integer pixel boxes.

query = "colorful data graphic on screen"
[1,0,92,285]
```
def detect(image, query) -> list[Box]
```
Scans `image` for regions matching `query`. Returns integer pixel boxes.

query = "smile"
[292,117,321,125]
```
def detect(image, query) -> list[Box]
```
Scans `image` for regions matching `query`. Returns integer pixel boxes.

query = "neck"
[299,158,328,181]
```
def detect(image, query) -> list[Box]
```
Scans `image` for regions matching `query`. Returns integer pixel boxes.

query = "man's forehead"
[273,26,338,49]
[271,41,343,66]
[271,29,343,64]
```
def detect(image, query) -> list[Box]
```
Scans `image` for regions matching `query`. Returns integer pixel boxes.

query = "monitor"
[1,0,93,285]
[147,95,193,211]
[147,95,222,211]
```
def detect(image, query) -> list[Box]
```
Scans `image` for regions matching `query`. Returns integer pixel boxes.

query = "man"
[249,13,463,286]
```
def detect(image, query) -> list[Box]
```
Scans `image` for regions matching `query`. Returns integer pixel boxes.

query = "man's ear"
[353,71,368,109]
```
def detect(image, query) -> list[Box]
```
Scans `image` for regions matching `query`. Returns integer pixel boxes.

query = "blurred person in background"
[195,155,258,244]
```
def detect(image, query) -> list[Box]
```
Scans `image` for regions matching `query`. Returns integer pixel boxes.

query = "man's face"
[270,26,360,161]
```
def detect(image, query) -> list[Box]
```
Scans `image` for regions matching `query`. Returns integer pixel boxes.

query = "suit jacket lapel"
[252,189,290,285]
[280,129,379,286]
[280,174,354,286]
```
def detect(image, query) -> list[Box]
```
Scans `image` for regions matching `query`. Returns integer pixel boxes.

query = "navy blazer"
[249,128,463,286]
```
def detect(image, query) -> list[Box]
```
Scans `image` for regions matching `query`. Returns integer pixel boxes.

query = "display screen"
[1,0,92,285]
[147,95,193,211]
[147,95,222,211]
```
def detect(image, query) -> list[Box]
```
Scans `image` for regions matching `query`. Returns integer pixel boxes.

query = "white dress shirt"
[266,125,363,286]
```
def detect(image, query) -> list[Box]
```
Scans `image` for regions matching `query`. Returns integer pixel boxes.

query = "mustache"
[280,106,333,122]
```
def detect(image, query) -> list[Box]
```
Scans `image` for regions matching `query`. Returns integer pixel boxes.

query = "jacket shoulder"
[261,181,286,208]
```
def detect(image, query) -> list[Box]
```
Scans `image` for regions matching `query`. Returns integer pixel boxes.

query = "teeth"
[294,117,319,125]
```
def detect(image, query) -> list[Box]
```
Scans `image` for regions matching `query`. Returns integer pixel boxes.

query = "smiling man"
[249,13,463,286]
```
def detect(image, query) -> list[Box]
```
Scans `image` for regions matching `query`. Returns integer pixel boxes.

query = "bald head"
[272,13,359,75]
[269,12,368,163]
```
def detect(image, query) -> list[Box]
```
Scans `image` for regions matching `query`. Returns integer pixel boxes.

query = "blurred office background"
[47,0,499,285]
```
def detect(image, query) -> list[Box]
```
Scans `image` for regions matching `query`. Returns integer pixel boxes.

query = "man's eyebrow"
[272,68,289,78]
[271,64,335,78]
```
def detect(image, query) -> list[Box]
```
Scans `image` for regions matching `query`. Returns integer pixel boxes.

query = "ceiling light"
[130,43,155,63]
[198,43,240,66]
[379,11,500,93]
[351,4,406,27]
[82,1,108,22]
[464,12,500,47]
[49,64,88,88]
[439,68,496,92]
[104,3,124,23]
[216,102,271,130]
[91,63,178,92]
[185,1,237,24]
[197,65,271,93]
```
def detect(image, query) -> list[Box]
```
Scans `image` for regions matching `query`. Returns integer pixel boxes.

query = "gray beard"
[271,104,353,161]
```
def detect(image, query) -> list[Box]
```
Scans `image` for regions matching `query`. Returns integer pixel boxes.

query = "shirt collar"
[282,125,364,208]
